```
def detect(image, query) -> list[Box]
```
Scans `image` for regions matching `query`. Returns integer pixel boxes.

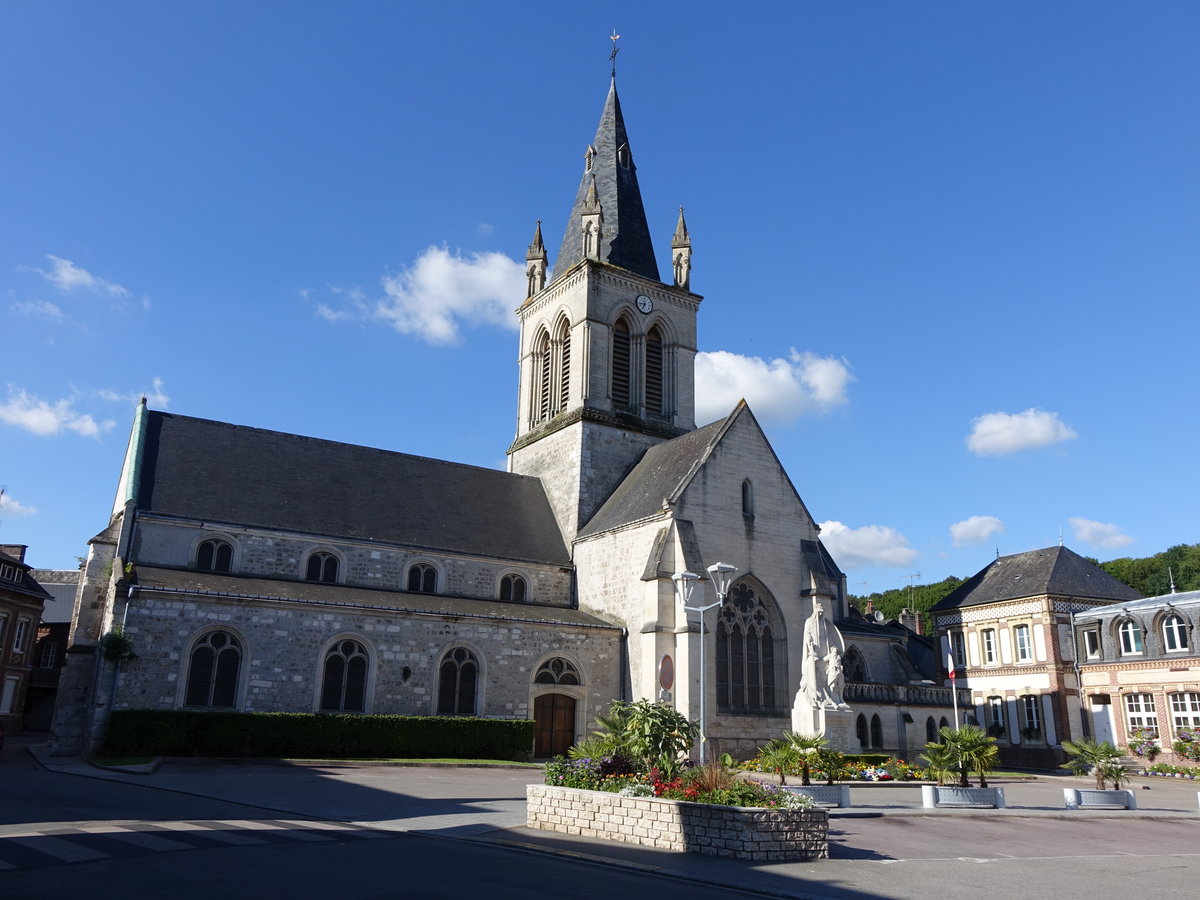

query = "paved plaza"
[12,738,1200,899]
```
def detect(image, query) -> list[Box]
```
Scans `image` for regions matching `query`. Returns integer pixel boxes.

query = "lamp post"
[673,561,738,765]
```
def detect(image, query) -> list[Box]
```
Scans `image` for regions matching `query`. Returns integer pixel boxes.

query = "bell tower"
[508,76,701,545]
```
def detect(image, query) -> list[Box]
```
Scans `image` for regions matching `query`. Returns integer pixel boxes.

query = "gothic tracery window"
[185,630,242,708]
[320,639,368,713]
[715,581,780,714]
[844,645,867,682]
[534,657,580,685]
[438,647,478,715]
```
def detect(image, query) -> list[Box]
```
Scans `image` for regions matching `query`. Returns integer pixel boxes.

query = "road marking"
[5,834,109,864]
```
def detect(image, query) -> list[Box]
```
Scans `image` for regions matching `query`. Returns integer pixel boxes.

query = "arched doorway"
[533,694,576,758]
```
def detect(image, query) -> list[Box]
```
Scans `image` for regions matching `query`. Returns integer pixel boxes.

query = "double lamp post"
[672,561,738,764]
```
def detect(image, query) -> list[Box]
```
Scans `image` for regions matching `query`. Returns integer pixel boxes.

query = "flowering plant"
[1126,727,1161,760]
[1172,728,1200,762]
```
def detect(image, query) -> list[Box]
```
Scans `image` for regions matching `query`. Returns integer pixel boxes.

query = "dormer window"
[0,563,16,582]
[617,143,630,168]
[1163,614,1189,652]
[1119,619,1144,655]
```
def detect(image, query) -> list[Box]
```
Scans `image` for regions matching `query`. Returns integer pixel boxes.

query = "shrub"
[1172,728,1200,762]
[102,710,533,760]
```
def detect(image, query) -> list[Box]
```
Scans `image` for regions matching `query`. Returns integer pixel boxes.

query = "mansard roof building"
[51,72,959,761]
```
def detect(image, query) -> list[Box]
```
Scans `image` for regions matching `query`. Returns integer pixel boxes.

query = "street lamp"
[673,561,738,764]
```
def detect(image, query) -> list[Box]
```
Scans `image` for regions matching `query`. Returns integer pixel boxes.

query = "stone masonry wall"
[526,784,828,860]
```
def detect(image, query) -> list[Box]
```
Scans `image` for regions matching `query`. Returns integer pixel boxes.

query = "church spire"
[524,220,547,298]
[553,77,659,282]
[671,206,692,291]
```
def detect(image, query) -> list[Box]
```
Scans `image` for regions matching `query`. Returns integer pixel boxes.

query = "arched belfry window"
[611,317,632,410]
[844,646,868,682]
[320,639,369,713]
[715,580,783,714]
[537,330,552,423]
[645,325,664,416]
[306,552,339,584]
[499,573,527,603]
[408,563,437,594]
[557,319,571,412]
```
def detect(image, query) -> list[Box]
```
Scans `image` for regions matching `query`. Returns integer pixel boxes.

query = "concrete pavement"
[18,737,1200,899]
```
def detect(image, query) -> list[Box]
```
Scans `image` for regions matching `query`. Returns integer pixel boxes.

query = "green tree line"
[849,543,1200,630]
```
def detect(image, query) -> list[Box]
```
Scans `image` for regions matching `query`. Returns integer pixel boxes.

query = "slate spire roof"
[930,545,1142,611]
[553,77,660,282]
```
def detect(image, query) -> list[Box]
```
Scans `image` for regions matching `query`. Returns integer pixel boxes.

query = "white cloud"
[96,377,170,409]
[949,515,1004,547]
[694,349,852,426]
[9,300,65,322]
[1070,517,1135,551]
[477,223,495,235]
[0,387,114,437]
[0,492,37,516]
[819,520,918,569]
[966,408,1077,456]
[36,254,130,297]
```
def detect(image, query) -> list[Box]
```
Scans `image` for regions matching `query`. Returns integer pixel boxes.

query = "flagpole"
[948,651,959,728]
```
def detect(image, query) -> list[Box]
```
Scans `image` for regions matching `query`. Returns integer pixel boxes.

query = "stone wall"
[526,784,828,860]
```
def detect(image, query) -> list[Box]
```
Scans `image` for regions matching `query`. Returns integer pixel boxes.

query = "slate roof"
[133,411,571,566]
[133,567,620,630]
[553,78,660,282]
[577,417,726,538]
[0,550,53,603]
[1074,588,1200,622]
[930,545,1142,612]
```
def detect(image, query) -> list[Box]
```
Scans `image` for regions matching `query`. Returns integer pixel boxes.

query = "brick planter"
[526,784,828,860]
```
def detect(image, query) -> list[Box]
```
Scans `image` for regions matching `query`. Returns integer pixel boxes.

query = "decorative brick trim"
[526,784,828,860]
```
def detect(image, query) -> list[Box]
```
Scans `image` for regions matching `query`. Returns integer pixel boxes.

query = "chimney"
[0,544,28,563]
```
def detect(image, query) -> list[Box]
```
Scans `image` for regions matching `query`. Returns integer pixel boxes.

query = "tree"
[935,724,999,788]
[1061,737,1124,790]
[812,747,847,785]
[783,732,829,786]
[920,740,958,787]
[757,737,800,785]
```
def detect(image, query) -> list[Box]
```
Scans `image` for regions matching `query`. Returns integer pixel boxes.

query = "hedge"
[102,710,535,760]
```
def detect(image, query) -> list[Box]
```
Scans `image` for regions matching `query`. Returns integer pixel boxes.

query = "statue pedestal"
[791,703,855,753]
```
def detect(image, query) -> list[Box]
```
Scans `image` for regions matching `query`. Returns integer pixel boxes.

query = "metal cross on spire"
[609,30,620,77]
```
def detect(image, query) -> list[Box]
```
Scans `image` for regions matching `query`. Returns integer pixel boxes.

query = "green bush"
[102,710,534,760]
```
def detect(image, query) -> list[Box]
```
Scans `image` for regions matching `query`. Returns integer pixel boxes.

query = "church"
[51,73,960,761]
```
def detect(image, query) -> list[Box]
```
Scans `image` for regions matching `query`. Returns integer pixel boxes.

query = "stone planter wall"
[527,784,828,860]
[1063,788,1136,810]
[784,784,852,808]
[921,785,1006,808]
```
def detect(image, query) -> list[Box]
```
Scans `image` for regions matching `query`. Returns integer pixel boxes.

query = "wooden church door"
[533,693,576,758]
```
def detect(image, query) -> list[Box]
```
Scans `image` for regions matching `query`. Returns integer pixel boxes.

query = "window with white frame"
[1170,692,1200,734]
[1020,694,1041,738]
[1162,615,1189,653]
[1124,692,1158,736]
[987,696,1006,735]
[38,641,58,668]
[951,631,966,669]
[1119,619,1144,656]
[0,675,19,714]
[1083,629,1101,659]
[0,563,17,582]
[13,618,30,654]
[1013,624,1032,662]
[981,628,997,664]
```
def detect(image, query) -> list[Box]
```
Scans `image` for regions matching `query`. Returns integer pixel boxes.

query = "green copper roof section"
[111,398,149,519]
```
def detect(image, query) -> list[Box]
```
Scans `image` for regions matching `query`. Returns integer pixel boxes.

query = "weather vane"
[610,30,620,77]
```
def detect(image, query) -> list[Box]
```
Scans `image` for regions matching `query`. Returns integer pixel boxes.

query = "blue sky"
[2,2,1196,594]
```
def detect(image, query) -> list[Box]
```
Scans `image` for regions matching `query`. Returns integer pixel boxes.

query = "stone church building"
[51,75,961,761]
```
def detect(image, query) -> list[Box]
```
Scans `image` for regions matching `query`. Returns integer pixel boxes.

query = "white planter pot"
[1063,788,1136,810]
[784,785,851,808]
[921,785,1006,808]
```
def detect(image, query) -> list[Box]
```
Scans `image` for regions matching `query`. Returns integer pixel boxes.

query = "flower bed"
[527,784,828,860]
[1139,762,1200,780]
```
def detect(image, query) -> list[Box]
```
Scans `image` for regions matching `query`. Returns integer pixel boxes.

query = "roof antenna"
[1058,527,1063,547]
[995,545,1000,560]
[1169,566,1177,594]
[609,30,620,79]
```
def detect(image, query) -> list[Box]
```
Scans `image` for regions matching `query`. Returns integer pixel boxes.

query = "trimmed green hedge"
[103,710,534,761]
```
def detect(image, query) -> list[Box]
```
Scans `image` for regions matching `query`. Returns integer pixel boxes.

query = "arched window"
[1163,614,1189,652]
[741,480,754,518]
[196,539,233,573]
[184,630,241,708]
[499,574,527,603]
[925,716,938,744]
[537,331,552,422]
[611,317,631,410]
[534,657,580,685]
[645,325,664,416]
[558,319,571,412]
[844,645,868,682]
[306,552,339,584]
[856,714,868,748]
[715,581,781,714]
[1119,619,1143,655]
[408,563,437,594]
[320,639,368,712]
[939,716,949,730]
[870,714,884,749]
[437,647,478,715]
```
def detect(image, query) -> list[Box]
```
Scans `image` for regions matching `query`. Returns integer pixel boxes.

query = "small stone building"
[0,545,52,732]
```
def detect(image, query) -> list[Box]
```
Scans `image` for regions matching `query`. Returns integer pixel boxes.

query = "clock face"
[636,294,653,313]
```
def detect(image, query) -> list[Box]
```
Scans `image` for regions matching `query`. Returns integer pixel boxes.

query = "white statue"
[796,604,849,710]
